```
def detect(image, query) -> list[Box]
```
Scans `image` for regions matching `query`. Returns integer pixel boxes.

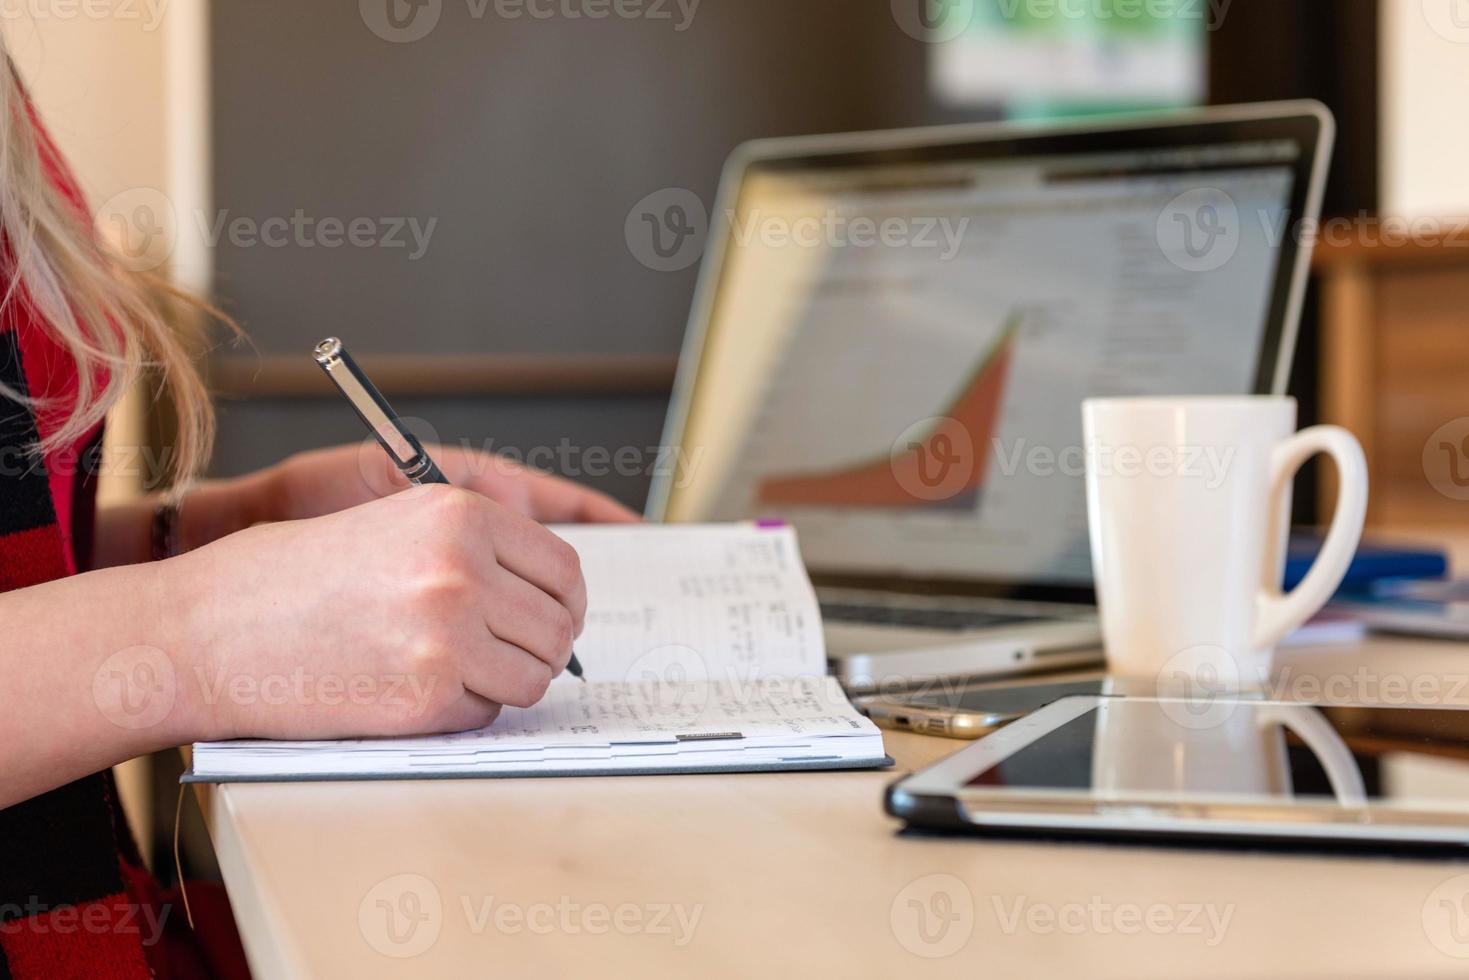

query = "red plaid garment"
[0,102,248,980]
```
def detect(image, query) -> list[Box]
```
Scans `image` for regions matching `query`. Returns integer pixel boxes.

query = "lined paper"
[549,523,827,684]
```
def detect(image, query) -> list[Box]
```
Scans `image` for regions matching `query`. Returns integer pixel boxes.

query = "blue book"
[1284,535,1448,594]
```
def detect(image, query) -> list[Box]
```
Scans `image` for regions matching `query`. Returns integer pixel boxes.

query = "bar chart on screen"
[755,313,1021,511]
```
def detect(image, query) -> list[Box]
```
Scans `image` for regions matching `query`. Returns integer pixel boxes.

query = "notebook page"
[548,523,826,684]
[190,677,885,778]
[421,675,869,748]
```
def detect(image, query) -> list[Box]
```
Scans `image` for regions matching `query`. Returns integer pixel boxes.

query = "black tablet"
[887,695,1469,849]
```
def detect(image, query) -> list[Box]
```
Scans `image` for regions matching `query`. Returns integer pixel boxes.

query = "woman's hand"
[170,484,585,741]
[3,482,584,804]
[266,443,640,528]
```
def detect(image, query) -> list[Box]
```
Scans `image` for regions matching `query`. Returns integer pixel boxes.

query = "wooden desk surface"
[209,630,1469,980]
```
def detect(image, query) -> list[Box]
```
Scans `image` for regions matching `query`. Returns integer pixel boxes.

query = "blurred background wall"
[202,0,949,508]
[1381,0,1469,217]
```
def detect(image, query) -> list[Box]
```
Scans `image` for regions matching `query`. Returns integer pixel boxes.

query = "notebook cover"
[181,755,896,784]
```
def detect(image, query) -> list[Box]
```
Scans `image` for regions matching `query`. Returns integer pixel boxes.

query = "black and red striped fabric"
[0,294,159,979]
[0,99,248,980]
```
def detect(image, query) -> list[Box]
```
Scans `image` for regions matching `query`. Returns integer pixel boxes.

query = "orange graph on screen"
[756,316,1021,511]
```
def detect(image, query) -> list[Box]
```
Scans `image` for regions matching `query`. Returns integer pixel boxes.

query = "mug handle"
[1251,425,1369,652]
[1254,703,1368,805]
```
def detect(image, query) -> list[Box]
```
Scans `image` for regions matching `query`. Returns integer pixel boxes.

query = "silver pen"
[313,337,587,681]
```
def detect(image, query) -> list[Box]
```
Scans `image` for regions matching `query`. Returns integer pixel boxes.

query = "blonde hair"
[0,48,224,484]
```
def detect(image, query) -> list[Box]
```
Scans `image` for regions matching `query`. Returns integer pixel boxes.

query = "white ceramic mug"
[1083,396,1368,689]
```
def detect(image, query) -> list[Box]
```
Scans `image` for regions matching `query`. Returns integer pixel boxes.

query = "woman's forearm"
[0,557,213,808]
[91,468,282,569]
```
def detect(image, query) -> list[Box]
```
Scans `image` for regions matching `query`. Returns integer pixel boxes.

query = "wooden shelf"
[1311,219,1469,270]
[1312,218,1469,527]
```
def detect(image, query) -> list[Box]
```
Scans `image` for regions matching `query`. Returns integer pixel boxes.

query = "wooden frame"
[1313,220,1469,526]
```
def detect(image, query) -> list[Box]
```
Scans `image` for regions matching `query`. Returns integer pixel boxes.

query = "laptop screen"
[659,112,1324,593]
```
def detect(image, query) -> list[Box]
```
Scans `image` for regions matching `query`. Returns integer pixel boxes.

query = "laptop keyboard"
[818,601,1042,632]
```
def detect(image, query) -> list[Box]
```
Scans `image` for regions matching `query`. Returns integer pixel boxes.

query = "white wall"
[3,7,169,212]
[1380,0,1469,217]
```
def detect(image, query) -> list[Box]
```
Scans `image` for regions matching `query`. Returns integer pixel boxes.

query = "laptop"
[647,102,1334,689]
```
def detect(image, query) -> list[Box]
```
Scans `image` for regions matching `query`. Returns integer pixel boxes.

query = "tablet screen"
[964,698,1469,811]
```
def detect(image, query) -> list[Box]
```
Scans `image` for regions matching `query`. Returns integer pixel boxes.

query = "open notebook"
[186,524,889,782]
